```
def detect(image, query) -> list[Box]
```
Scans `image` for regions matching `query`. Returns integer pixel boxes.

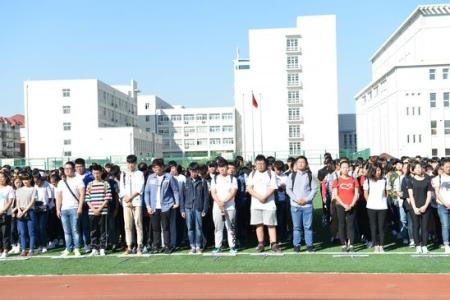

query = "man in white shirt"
[247,155,281,253]
[210,159,238,254]
[56,161,85,257]
[119,154,145,255]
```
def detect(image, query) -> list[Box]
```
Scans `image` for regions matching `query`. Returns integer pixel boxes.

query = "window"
[418,107,421,116]
[222,113,233,120]
[344,134,348,146]
[289,142,301,155]
[413,134,416,143]
[183,114,195,121]
[63,122,71,131]
[412,107,415,116]
[184,127,195,137]
[197,139,207,146]
[145,115,150,122]
[64,151,72,156]
[171,115,182,121]
[158,115,169,122]
[407,134,410,143]
[62,89,71,97]
[287,73,299,86]
[446,149,450,156]
[184,139,195,148]
[63,139,71,145]
[210,138,220,145]
[144,103,150,109]
[62,106,71,114]
[286,39,298,51]
[158,128,169,135]
[444,68,449,80]
[406,107,409,116]
[223,138,234,145]
[432,149,438,156]
[287,56,299,69]
[430,93,437,108]
[445,120,450,135]
[196,114,207,121]
[429,69,436,80]
[288,91,300,104]
[349,134,353,145]
[209,113,220,120]
[222,126,233,133]
[419,134,422,143]
[196,126,207,134]
[210,126,220,133]
[431,120,437,135]
[444,92,450,107]
[289,125,300,138]
[288,108,300,121]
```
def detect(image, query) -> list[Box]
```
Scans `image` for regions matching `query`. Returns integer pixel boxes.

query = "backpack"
[291,169,313,190]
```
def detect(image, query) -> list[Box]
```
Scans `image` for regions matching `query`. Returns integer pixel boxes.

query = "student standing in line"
[0,171,14,258]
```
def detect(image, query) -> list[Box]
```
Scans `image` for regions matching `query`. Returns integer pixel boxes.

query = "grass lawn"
[1,195,449,276]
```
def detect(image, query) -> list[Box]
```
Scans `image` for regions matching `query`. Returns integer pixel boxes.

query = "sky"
[1,0,448,116]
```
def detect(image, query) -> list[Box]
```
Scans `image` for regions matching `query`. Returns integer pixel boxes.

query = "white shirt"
[363,179,388,210]
[35,181,52,207]
[0,185,14,215]
[57,176,85,211]
[433,174,450,206]
[248,170,277,211]
[119,170,145,207]
[48,183,56,209]
[275,173,288,202]
[156,175,164,209]
[210,174,238,210]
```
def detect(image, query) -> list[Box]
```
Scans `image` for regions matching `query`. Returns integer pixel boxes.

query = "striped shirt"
[85,180,112,215]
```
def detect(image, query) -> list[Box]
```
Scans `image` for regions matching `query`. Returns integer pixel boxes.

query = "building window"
[197,126,207,134]
[196,114,207,121]
[197,139,207,146]
[418,107,421,115]
[344,134,348,146]
[287,73,299,86]
[210,138,220,145]
[222,125,233,133]
[63,139,71,145]
[183,114,195,121]
[158,128,169,135]
[412,107,415,116]
[289,125,300,138]
[444,92,450,107]
[184,127,195,137]
[289,142,301,155]
[406,107,409,116]
[145,115,150,122]
[432,148,438,156]
[444,68,449,80]
[171,115,181,121]
[430,93,436,108]
[210,126,220,133]
[158,115,169,123]
[223,138,234,145]
[431,120,437,135]
[64,151,72,156]
[412,134,416,143]
[286,39,298,52]
[184,139,195,148]
[63,122,71,131]
[287,56,299,69]
[222,113,233,120]
[429,69,436,80]
[288,91,300,104]
[418,134,422,143]
[209,113,220,120]
[145,103,150,109]
[445,120,450,135]
[62,89,71,97]
[446,149,450,156]
[62,106,71,114]
[288,108,300,121]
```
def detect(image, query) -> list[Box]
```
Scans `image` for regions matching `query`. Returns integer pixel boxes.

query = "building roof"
[0,114,25,127]
[371,4,450,62]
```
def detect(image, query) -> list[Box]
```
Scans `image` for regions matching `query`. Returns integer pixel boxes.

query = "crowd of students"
[0,153,449,258]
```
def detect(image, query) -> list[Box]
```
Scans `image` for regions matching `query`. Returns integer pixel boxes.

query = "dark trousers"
[89,214,107,250]
[235,198,251,246]
[367,209,387,246]
[47,208,64,242]
[275,201,288,242]
[150,209,171,249]
[412,208,431,246]
[337,205,355,245]
[0,215,11,251]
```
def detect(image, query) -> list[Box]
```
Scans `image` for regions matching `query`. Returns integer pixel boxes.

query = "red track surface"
[1,273,449,299]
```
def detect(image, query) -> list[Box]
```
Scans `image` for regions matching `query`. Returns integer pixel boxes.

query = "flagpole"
[259,93,263,155]
[251,92,255,159]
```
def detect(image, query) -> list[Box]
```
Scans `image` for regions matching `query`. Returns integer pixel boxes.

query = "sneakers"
[347,245,355,253]
[136,248,143,256]
[0,251,7,259]
[195,247,203,254]
[100,249,106,256]
[90,249,99,256]
[20,251,27,257]
[445,245,450,254]
[374,245,380,253]
[378,246,385,253]
[256,243,264,253]
[61,249,71,257]
[271,243,282,253]
[41,247,48,254]
[212,247,222,254]
[293,245,301,253]
[306,246,315,253]
[9,244,20,254]
[189,248,196,255]
[84,245,91,254]
[27,250,33,257]
[74,248,81,257]
[123,249,132,256]
[416,246,422,254]
[409,240,415,248]
[229,248,238,255]
[421,246,428,254]
[163,247,172,255]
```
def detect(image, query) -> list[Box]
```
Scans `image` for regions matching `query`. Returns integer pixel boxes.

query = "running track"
[1,273,449,299]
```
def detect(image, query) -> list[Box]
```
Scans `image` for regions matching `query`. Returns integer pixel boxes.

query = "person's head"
[340,161,350,177]
[32,169,42,186]
[442,158,450,176]
[368,163,383,181]
[207,161,217,174]
[266,156,276,171]
[20,173,32,187]
[188,162,200,179]
[138,162,148,174]
[91,164,103,181]
[295,156,309,172]
[334,159,341,171]
[286,157,295,170]
[126,155,138,172]
[0,171,10,186]
[227,161,236,176]
[273,160,285,175]
[49,174,60,186]
[152,158,165,176]
[235,156,244,168]
[74,158,86,175]
[64,161,75,178]
[410,161,424,176]
[168,161,178,176]
[104,163,113,174]
[13,177,22,189]
[217,159,228,176]
[255,155,267,172]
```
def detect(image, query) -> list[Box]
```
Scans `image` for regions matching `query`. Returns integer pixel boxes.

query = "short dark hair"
[126,155,138,164]
[19,173,31,181]
[65,161,75,169]
[217,159,228,168]
[255,154,266,163]
[441,158,450,166]
[104,163,113,169]
[207,161,218,168]
[295,155,309,165]
[152,158,165,168]
[273,160,284,171]
[138,162,148,172]
[31,169,41,178]
[74,158,86,166]
[340,160,350,167]
[91,164,103,172]
[188,162,200,172]
[167,160,178,168]
[266,156,276,166]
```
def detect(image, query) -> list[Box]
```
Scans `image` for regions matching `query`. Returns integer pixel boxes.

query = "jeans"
[18,209,36,251]
[438,205,450,246]
[291,205,313,247]
[184,208,203,248]
[336,205,355,245]
[367,209,387,246]
[78,207,90,248]
[398,200,409,240]
[0,215,11,251]
[61,208,80,251]
[35,210,49,248]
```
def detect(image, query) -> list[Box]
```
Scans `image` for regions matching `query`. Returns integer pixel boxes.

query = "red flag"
[252,93,258,108]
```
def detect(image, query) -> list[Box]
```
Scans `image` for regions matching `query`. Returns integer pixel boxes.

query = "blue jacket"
[144,173,180,212]
[180,177,209,214]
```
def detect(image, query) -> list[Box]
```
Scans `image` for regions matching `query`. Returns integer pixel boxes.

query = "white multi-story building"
[24,79,162,160]
[234,15,339,163]
[137,95,236,159]
[356,4,450,158]
[0,116,22,158]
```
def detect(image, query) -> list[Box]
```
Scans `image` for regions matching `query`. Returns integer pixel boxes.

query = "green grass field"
[1,195,449,275]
